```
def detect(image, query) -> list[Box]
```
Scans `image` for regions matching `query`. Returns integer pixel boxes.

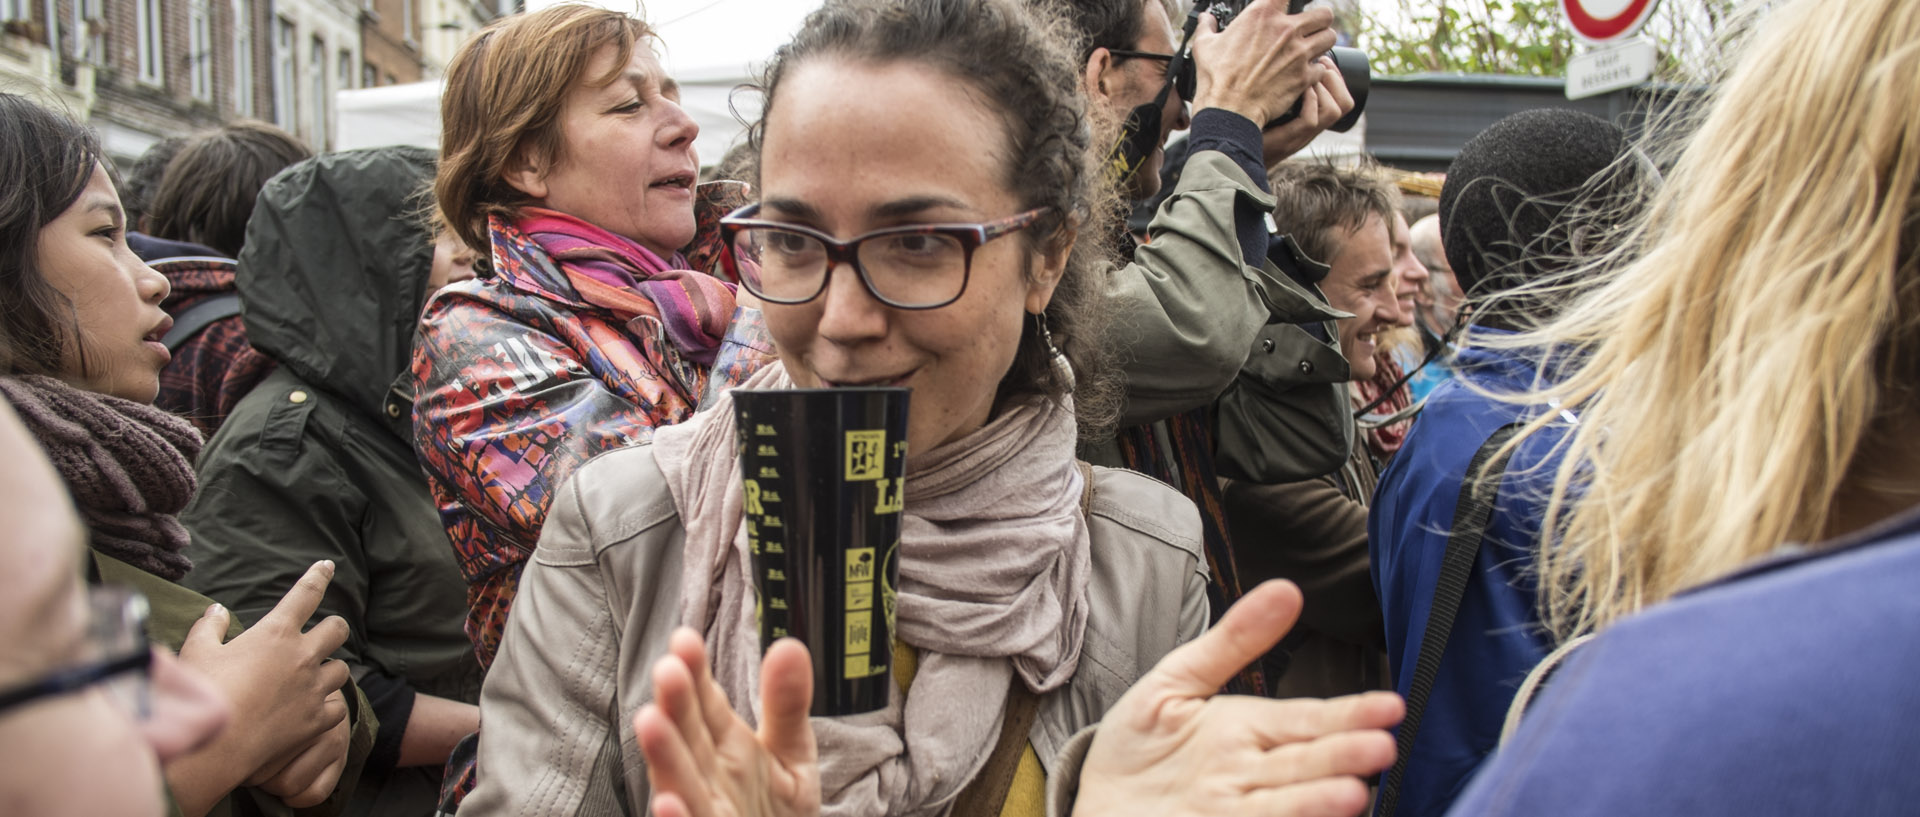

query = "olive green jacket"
[91,552,377,817]
[1087,151,1350,483]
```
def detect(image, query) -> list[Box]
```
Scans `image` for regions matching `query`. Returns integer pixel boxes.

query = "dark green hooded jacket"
[183,146,482,817]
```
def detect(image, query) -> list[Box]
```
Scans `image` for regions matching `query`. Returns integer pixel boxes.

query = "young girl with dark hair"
[0,92,371,817]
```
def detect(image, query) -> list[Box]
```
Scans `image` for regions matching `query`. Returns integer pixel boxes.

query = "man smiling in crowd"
[1220,159,1402,700]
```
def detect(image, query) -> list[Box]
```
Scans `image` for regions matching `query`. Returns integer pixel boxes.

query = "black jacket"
[183,146,481,817]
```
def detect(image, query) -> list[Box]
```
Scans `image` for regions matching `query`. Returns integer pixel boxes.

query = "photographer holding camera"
[1069,0,1355,421]
[1065,0,1363,686]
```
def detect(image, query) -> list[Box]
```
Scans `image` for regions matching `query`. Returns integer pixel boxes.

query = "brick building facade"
[358,0,419,87]
[3,0,375,164]
[418,0,503,79]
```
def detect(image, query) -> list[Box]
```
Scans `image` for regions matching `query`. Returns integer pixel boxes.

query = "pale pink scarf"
[653,360,1090,817]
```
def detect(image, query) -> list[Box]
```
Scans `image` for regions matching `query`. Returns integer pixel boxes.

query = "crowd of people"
[2,0,1917,815]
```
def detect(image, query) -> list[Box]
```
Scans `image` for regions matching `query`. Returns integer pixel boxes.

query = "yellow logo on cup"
[845,430,886,481]
[845,548,875,582]
[873,478,903,515]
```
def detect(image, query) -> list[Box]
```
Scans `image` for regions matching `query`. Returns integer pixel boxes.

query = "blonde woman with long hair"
[1435,0,1920,812]
[1483,0,1920,643]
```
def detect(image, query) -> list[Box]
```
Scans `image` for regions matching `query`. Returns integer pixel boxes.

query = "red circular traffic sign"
[1561,0,1658,42]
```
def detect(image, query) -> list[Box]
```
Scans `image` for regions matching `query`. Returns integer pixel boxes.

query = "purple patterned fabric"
[410,213,773,671]
[518,207,737,366]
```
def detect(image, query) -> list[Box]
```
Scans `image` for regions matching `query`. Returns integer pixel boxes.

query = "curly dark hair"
[748,0,1123,440]
[1046,0,1147,56]
[0,94,101,378]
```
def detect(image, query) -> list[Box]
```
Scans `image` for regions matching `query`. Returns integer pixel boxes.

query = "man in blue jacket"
[1367,108,1653,817]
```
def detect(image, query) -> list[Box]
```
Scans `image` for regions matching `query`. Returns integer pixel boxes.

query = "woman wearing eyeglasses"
[460,2,1210,815]
[0,92,368,817]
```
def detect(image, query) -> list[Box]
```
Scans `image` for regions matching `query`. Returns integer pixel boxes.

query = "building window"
[273,16,296,129]
[0,0,24,22]
[232,0,253,116]
[338,48,351,91]
[188,0,212,101]
[362,62,375,88]
[136,0,165,85]
[309,36,327,148]
[69,0,102,61]
[402,0,415,44]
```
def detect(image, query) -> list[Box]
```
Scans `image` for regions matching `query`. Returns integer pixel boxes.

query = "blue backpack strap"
[162,293,243,352]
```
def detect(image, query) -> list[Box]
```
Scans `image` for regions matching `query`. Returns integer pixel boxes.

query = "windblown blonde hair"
[1488,0,1920,641]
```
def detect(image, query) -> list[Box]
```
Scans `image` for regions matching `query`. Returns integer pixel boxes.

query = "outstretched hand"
[1071,580,1404,817]
[635,628,822,817]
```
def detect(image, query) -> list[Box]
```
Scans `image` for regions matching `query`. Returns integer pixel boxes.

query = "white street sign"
[1561,0,1660,43]
[1566,37,1658,100]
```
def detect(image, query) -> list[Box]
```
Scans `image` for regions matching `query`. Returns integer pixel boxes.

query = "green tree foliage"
[1358,0,1575,76]
[1355,0,1746,80]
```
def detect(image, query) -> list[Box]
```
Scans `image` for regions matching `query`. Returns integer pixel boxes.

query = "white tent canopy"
[333,0,814,165]
[673,63,764,166]
[335,81,444,152]
[334,70,761,167]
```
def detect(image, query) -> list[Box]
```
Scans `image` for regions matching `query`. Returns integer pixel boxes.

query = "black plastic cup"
[734,387,909,717]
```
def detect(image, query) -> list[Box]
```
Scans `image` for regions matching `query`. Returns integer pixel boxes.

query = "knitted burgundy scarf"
[0,376,201,580]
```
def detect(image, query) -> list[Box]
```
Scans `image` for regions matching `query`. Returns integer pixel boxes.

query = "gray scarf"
[654,360,1090,817]
[0,375,201,580]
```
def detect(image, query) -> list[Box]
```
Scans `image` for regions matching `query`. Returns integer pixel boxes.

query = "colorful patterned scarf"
[517,207,737,365]
[1354,351,1414,459]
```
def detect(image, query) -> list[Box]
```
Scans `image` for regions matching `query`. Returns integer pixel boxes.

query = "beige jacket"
[460,442,1209,817]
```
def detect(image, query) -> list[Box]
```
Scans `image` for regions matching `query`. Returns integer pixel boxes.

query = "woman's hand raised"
[1071,580,1405,817]
[635,628,822,817]
[632,583,1402,817]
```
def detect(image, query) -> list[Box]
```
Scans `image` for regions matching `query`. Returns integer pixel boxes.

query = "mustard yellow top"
[892,642,1046,817]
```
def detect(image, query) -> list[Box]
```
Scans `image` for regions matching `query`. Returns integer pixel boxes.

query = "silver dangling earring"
[1032,311,1060,357]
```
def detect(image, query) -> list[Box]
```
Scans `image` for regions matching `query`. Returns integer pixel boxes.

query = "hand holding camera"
[1191,0,1371,143]
[1262,54,1356,166]
[1188,0,1338,127]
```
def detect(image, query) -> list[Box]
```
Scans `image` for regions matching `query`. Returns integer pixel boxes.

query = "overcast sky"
[526,0,826,75]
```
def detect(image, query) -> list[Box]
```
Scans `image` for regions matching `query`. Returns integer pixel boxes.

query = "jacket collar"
[487,214,597,311]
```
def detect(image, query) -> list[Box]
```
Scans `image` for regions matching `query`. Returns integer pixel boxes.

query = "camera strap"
[1101,9,1203,186]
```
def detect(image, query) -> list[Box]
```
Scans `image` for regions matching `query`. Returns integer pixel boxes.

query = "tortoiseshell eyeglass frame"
[719,203,1053,310]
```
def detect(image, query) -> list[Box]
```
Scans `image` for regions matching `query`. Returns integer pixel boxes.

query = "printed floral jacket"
[410,215,772,669]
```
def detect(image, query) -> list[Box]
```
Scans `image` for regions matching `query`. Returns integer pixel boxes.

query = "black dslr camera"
[1205,0,1370,133]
